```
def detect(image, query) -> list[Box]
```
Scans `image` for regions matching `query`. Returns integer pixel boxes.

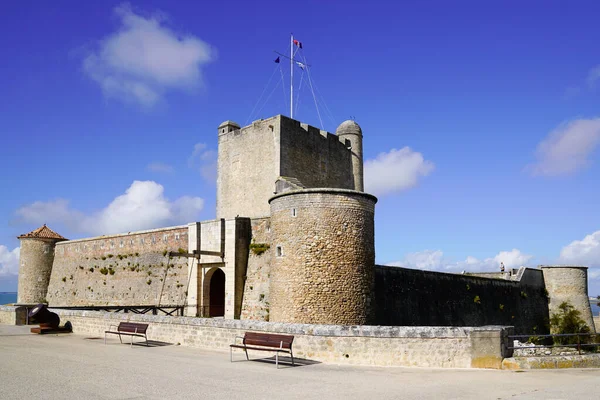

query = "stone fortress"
[16,115,596,336]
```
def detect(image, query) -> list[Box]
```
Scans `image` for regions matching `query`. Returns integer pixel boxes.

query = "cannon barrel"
[28,304,60,329]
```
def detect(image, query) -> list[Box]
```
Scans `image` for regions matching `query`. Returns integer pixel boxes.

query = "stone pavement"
[0,325,598,400]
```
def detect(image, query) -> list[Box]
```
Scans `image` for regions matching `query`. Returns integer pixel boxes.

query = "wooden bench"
[104,322,149,347]
[230,332,295,368]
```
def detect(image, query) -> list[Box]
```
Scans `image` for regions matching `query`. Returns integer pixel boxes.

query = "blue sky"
[1,1,599,295]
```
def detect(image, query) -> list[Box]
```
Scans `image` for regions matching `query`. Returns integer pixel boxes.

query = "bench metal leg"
[244,348,249,361]
[276,352,279,369]
[118,333,123,344]
[290,350,295,366]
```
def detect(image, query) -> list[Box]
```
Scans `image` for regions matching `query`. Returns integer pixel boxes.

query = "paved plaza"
[0,325,598,400]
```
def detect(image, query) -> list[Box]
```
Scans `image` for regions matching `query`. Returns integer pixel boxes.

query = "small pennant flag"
[293,39,303,49]
[296,61,305,70]
[274,56,280,63]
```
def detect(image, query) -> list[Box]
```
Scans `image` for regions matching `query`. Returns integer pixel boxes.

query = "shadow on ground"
[232,355,321,368]
[91,337,173,347]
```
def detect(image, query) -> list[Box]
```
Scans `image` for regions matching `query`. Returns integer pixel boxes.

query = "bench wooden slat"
[104,322,149,347]
[230,332,295,368]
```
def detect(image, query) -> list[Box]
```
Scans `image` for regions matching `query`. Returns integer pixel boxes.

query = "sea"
[591,301,600,316]
[0,292,17,305]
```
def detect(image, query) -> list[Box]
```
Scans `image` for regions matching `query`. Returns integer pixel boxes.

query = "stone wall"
[269,189,377,325]
[374,266,550,334]
[47,226,189,307]
[49,309,512,369]
[279,117,354,191]
[240,217,272,320]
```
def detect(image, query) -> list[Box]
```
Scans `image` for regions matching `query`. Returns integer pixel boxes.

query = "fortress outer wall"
[269,189,377,325]
[47,226,189,307]
[374,266,550,334]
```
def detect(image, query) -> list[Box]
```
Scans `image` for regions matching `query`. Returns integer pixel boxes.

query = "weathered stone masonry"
[269,189,377,325]
[47,226,189,307]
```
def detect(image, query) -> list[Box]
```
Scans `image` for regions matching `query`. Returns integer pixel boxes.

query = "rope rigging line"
[302,53,324,130]
[294,69,306,117]
[312,78,337,128]
[254,69,285,119]
[245,64,280,125]
[279,65,288,112]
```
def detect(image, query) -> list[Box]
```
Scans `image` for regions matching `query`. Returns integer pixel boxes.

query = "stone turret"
[336,120,364,191]
[218,120,240,136]
[268,188,377,324]
[541,266,596,334]
[17,225,67,304]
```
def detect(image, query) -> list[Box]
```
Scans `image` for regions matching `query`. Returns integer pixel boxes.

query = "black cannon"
[28,304,63,333]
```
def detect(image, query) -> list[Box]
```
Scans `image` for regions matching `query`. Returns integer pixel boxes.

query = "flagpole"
[290,33,294,119]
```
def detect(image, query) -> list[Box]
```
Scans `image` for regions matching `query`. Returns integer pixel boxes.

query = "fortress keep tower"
[17,225,67,304]
[216,116,364,219]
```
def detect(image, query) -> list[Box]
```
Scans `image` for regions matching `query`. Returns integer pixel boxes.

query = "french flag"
[293,39,303,49]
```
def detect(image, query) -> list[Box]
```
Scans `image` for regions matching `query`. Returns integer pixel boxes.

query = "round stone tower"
[17,225,67,304]
[268,188,377,325]
[336,120,364,192]
[541,266,596,334]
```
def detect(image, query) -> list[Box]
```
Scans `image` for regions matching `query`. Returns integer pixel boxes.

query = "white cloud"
[16,181,204,236]
[387,248,532,273]
[364,147,434,196]
[587,65,600,88]
[188,142,217,183]
[0,246,20,277]
[147,162,174,173]
[559,230,600,267]
[83,3,214,107]
[527,118,600,176]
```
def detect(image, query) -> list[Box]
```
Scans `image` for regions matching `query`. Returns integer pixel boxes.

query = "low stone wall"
[0,306,26,325]
[503,355,600,369]
[50,309,511,369]
[594,316,600,332]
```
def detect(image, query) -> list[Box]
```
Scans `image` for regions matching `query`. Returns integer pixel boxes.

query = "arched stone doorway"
[205,268,225,317]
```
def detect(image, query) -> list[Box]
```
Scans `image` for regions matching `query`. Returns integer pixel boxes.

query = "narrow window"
[276,246,283,257]
[291,208,297,217]
[43,245,50,254]
[175,233,180,240]
[345,139,352,149]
